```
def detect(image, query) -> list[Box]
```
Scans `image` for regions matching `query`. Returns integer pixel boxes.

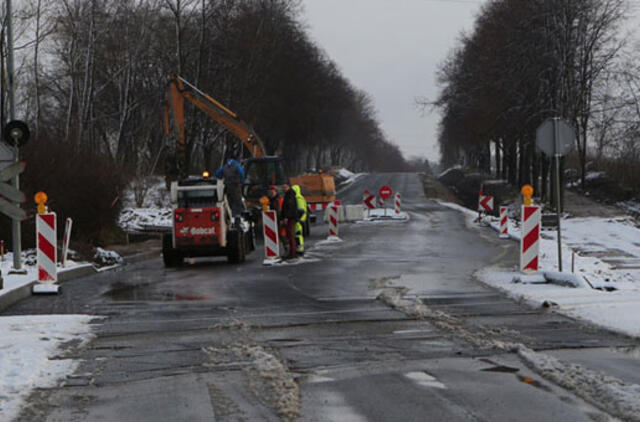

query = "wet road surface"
[5,172,640,421]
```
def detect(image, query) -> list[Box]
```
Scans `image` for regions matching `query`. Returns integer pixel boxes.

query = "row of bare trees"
[429,0,635,203]
[0,0,408,244]
[5,0,406,180]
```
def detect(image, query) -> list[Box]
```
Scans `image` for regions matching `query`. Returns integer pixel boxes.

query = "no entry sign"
[379,185,393,200]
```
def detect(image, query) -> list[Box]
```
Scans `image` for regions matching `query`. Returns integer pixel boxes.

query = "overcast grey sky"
[300,0,486,162]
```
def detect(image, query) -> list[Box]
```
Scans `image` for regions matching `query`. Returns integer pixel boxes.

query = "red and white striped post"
[394,193,402,215]
[328,200,340,237]
[61,218,73,267]
[499,206,509,239]
[308,203,329,212]
[520,205,541,272]
[262,210,280,265]
[32,211,61,294]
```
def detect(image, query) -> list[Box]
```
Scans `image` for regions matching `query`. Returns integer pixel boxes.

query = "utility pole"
[6,0,23,271]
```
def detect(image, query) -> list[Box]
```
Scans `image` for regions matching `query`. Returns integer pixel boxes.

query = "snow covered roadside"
[334,168,366,192]
[1,253,91,297]
[0,315,99,421]
[438,201,640,338]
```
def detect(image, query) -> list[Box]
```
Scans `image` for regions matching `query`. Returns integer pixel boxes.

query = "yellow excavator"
[163,75,335,217]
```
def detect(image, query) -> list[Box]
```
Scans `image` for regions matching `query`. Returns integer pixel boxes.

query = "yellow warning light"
[202,170,210,178]
[259,195,270,211]
[35,191,48,214]
[521,184,534,206]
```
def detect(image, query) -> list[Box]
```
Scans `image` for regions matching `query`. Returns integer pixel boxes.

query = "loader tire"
[162,233,182,267]
[227,230,245,264]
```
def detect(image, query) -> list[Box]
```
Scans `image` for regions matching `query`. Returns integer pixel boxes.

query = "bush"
[572,156,637,203]
[0,133,127,252]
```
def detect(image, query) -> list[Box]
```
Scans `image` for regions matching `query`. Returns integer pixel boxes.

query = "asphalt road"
[5,172,640,421]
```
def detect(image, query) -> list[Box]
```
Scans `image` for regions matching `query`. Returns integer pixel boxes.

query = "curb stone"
[0,247,161,313]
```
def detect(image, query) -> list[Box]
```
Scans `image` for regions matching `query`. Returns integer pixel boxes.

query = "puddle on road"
[481,365,520,373]
[478,358,552,392]
[104,281,211,301]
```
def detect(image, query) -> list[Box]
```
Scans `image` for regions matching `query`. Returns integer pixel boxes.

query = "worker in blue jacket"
[215,158,245,215]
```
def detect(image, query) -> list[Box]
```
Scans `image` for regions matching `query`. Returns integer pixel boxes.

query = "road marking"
[306,375,335,383]
[405,371,447,389]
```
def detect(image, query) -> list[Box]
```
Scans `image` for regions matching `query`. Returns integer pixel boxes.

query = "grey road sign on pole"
[0,196,26,221]
[0,161,24,181]
[0,182,25,203]
[535,117,577,273]
[536,118,575,156]
[6,0,23,271]
[0,141,16,166]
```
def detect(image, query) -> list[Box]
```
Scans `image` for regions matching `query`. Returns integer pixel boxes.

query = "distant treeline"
[430,0,640,204]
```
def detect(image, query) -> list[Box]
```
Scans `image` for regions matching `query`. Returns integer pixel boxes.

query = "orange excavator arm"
[164,75,267,159]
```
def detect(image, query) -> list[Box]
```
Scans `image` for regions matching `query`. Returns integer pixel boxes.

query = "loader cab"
[242,156,288,203]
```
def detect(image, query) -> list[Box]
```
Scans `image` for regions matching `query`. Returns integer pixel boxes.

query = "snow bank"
[335,168,355,179]
[93,247,123,266]
[437,165,462,179]
[0,315,97,421]
[518,346,640,422]
[333,168,366,189]
[438,200,640,338]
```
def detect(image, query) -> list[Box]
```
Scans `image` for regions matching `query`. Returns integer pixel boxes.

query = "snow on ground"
[119,176,172,232]
[438,200,640,338]
[122,176,170,208]
[437,165,462,179]
[0,252,90,294]
[119,207,172,232]
[0,314,98,421]
[334,168,366,189]
[358,208,409,222]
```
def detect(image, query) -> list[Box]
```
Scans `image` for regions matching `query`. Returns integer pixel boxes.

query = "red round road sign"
[379,185,393,199]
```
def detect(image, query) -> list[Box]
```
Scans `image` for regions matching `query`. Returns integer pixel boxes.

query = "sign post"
[536,118,575,272]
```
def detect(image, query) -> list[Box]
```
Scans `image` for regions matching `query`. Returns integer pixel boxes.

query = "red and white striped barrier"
[520,205,541,272]
[308,203,329,212]
[61,218,73,267]
[33,212,60,294]
[378,196,385,208]
[394,193,402,215]
[328,200,340,237]
[37,212,57,282]
[262,210,280,264]
[499,206,508,238]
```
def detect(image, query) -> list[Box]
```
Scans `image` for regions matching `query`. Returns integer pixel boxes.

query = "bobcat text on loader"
[162,172,254,267]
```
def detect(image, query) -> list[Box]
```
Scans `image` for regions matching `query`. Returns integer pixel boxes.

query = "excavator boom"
[162,75,335,210]
[164,75,267,159]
